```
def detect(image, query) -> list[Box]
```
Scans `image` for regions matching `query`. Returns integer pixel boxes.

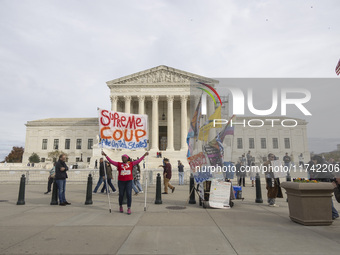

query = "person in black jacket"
[93,158,106,193]
[55,154,70,206]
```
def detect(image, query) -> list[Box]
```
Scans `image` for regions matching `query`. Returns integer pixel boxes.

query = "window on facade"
[42,139,48,150]
[237,138,243,149]
[53,139,59,150]
[284,138,290,149]
[76,139,82,150]
[88,139,93,150]
[87,157,91,163]
[249,138,255,149]
[272,138,279,149]
[261,138,266,149]
[76,157,80,162]
[65,139,70,150]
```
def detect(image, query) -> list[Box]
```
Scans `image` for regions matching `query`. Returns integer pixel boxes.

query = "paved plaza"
[0,181,340,255]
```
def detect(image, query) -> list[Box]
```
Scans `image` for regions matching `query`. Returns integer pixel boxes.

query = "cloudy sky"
[1,0,340,160]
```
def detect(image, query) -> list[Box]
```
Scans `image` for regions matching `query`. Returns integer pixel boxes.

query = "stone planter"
[281,182,334,226]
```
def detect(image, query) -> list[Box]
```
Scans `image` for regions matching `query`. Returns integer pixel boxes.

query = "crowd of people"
[43,151,340,220]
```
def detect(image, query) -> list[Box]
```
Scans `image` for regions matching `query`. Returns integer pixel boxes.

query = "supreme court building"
[22,65,310,168]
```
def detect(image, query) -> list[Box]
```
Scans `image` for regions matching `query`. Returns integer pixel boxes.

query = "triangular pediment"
[106,65,218,85]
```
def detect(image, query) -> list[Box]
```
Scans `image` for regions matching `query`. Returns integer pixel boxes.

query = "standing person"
[101,161,116,193]
[102,151,149,215]
[241,154,247,166]
[178,160,184,185]
[238,161,246,187]
[159,158,175,194]
[44,163,56,194]
[55,154,70,206]
[298,153,304,168]
[265,153,283,207]
[283,153,291,169]
[249,162,256,187]
[132,160,143,195]
[93,158,106,193]
[246,151,252,166]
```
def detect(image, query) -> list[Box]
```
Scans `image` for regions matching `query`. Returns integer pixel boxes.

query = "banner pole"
[102,144,112,213]
[144,141,149,212]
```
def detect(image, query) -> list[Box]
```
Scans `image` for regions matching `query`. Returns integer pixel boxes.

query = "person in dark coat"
[55,154,70,206]
[159,158,175,194]
[93,158,106,193]
[264,153,283,207]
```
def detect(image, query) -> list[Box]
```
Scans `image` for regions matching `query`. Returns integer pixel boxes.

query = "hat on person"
[122,154,129,160]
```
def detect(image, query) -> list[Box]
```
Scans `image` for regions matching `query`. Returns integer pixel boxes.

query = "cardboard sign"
[209,179,231,209]
[98,108,148,150]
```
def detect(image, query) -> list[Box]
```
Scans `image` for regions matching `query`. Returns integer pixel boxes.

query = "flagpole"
[144,140,149,212]
[101,143,112,213]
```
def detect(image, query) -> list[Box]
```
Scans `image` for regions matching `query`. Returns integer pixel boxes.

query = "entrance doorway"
[159,126,167,151]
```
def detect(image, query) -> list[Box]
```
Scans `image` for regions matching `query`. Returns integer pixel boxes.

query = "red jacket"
[106,155,145,181]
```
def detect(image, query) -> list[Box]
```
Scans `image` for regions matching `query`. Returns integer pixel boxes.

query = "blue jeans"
[332,199,339,219]
[134,179,143,192]
[178,172,184,185]
[118,180,132,208]
[93,176,105,193]
[55,179,66,203]
[102,178,116,193]
[132,180,139,193]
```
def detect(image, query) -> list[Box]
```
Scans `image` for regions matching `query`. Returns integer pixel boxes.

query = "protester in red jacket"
[102,151,149,215]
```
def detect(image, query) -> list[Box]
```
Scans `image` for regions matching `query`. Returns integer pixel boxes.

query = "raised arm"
[101,151,119,167]
[132,152,149,166]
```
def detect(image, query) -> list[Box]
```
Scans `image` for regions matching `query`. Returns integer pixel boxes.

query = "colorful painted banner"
[198,105,222,141]
[188,152,208,172]
[98,108,148,150]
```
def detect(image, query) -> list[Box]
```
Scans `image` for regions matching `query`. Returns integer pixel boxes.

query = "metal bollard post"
[85,174,93,205]
[286,172,291,202]
[189,174,196,204]
[17,174,26,205]
[255,173,263,203]
[50,179,58,205]
[155,173,162,204]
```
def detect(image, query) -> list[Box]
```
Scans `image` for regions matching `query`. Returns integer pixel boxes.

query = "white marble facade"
[22,65,310,168]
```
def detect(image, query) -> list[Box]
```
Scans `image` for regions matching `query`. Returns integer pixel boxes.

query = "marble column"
[110,95,118,112]
[124,96,131,113]
[151,95,159,151]
[137,95,145,115]
[167,95,174,151]
[181,95,188,150]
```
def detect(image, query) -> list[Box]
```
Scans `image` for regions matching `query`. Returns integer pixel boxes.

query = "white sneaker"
[139,191,144,194]
[269,204,279,207]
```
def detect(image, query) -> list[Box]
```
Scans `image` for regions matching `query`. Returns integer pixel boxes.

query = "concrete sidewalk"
[0,182,339,255]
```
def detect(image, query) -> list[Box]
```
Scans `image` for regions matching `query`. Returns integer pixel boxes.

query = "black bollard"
[50,179,58,205]
[286,172,291,182]
[85,174,93,205]
[17,174,26,205]
[255,173,263,203]
[189,174,196,204]
[155,173,162,204]
[286,172,291,202]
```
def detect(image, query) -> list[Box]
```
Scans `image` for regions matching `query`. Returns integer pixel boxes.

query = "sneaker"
[269,204,279,207]
[172,187,175,193]
[92,191,97,194]
[64,201,71,205]
[127,208,131,215]
[139,191,144,194]
[332,215,339,220]
[162,192,168,194]
[119,206,123,213]
[44,191,50,194]
[112,190,117,193]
